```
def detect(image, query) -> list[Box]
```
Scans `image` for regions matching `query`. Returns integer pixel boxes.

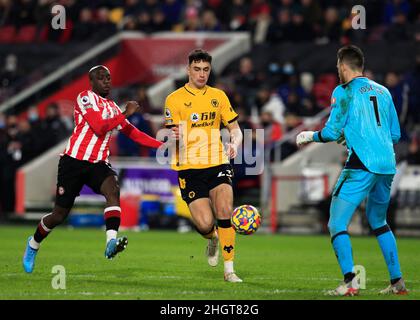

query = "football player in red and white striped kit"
[23,65,163,273]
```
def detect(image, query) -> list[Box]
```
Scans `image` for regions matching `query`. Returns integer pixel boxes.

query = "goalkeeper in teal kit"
[296,45,407,296]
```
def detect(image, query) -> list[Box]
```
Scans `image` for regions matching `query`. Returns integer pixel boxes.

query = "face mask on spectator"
[28,111,39,122]
[283,63,294,75]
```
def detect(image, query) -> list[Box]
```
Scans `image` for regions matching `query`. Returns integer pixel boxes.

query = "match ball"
[231,205,261,235]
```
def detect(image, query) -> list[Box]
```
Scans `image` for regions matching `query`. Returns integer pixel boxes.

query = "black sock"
[33,219,52,244]
[344,272,356,284]
[105,217,120,231]
[391,277,401,285]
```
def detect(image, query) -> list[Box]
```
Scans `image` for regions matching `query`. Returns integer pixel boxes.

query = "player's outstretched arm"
[296,131,316,146]
[225,121,243,159]
[298,87,349,146]
[120,121,163,148]
[79,98,139,136]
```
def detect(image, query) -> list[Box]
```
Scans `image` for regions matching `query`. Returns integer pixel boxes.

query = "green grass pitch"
[1,225,419,300]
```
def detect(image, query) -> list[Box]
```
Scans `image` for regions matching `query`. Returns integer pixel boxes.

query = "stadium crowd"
[0,0,420,218]
[0,0,419,90]
[0,1,419,42]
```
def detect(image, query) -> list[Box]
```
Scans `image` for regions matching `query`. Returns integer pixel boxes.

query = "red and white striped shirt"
[63,90,127,163]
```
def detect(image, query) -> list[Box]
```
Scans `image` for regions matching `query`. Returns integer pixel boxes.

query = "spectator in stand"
[16,118,37,164]
[407,132,420,164]
[117,108,154,157]
[235,106,254,133]
[182,5,201,31]
[383,0,411,25]
[384,72,404,118]
[0,115,23,213]
[0,0,12,27]
[248,0,271,43]
[285,91,301,114]
[205,0,231,30]
[254,86,271,114]
[249,0,270,23]
[261,109,284,161]
[117,91,154,157]
[38,103,70,153]
[71,8,95,41]
[300,0,323,28]
[124,0,142,17]
[364,69,376,81]
[277,69,307,106]
[95,7,117,40]
[261,110,283,144]
[404,54,420,126]
[300,71,314,95]
[272,0,298,12]
[228,0,250,31]
[200,9,221,32]
[121,15,138,30]
[137,10,153,33]
[161,0,183,29]
[316,7,342,44]
[144,0,159,13]
[287,91,322,117]
[289,9,315,42]
[135,86,153,114]
[8,0,36,28]
[412,12,420,42]
[26,105,45,154]
[392,67,415,163]
[151,8,170,32]
[0,54,20,90]
[261,89,286,125]
[234,57,260,107]
[267,8,293,43]
[227,90,250,115]
[34,0,54,32]
[385,11,411,41]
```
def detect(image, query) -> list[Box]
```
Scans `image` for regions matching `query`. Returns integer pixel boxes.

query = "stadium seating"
[14,25,38,43]
[0,25,16,43]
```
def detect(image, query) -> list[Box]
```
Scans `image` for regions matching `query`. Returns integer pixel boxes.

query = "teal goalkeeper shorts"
[332,169,394,206]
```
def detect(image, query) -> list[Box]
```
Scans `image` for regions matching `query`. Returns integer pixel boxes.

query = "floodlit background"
[0,0,419,300]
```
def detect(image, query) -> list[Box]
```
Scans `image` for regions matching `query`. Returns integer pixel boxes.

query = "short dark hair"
[337,45,364,71]
[188,49,212,65]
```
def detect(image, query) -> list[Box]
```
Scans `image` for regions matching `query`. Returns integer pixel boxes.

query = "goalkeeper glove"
[296,131,315,146]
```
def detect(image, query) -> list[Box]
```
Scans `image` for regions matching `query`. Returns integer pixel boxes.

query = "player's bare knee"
[215,208,231,220]
[194,216,213,232]
[195,223,214,238]
[214,202,232,220]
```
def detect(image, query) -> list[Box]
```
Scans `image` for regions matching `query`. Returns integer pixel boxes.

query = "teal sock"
[331,232,354,276]
[374,225,402,280]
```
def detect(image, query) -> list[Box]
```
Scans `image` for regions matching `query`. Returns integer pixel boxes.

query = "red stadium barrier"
[15,170,25,215]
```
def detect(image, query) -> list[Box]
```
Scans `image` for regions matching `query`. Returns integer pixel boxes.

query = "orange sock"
[217,219,235,262]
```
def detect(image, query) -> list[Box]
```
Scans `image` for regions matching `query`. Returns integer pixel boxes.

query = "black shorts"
[55,154,117,208]
[177,164,234,205]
